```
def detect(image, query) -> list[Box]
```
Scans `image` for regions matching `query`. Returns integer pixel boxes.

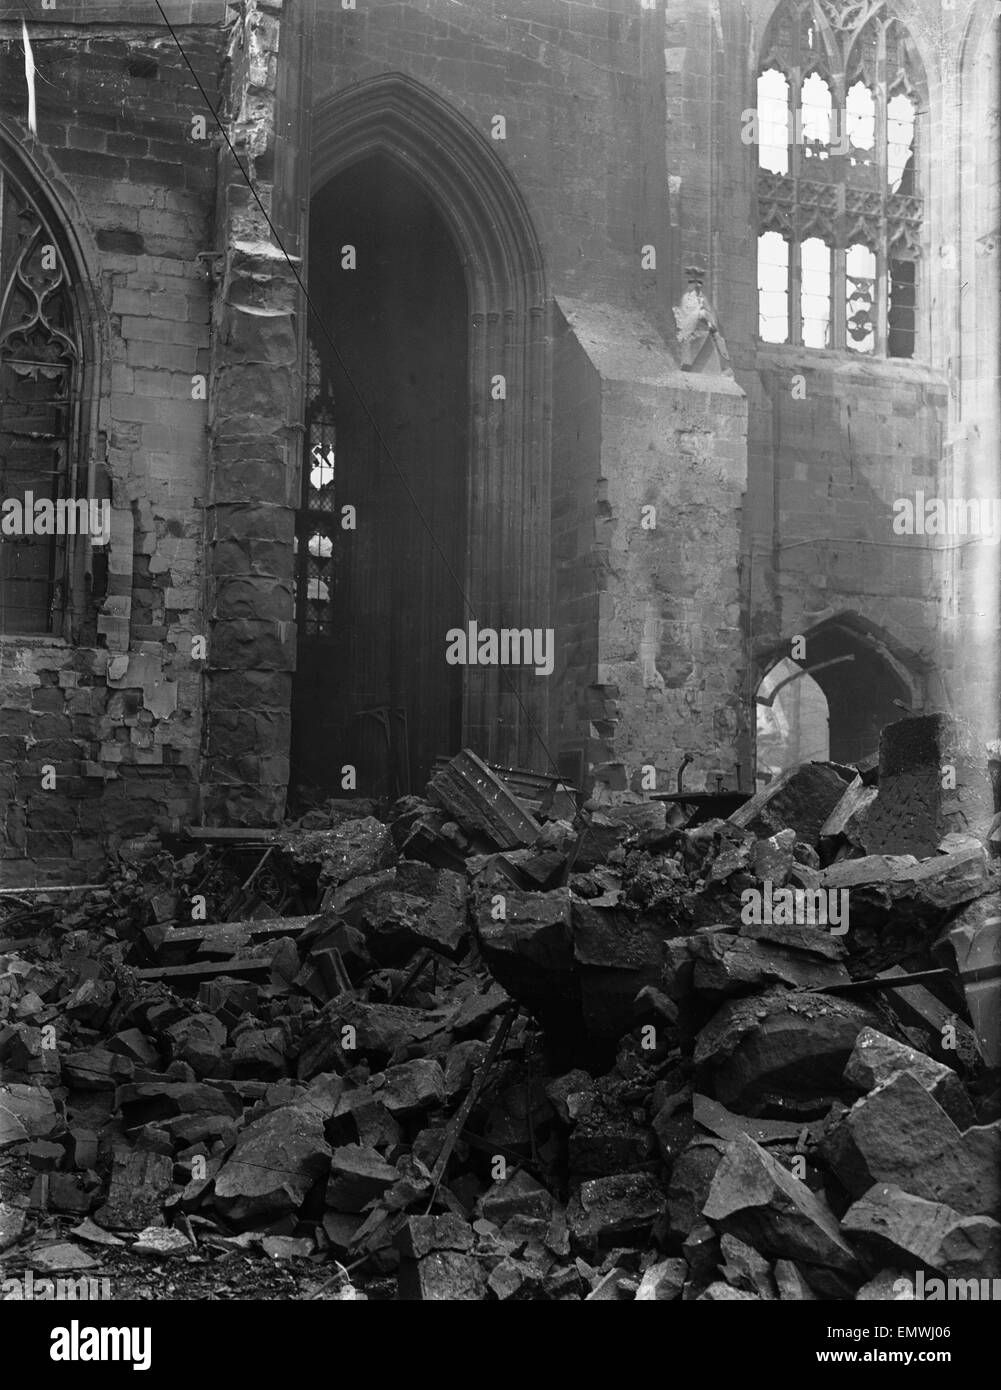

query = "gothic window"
[294,341,338,638]
[755,0,925,357]
[0,156,84,634]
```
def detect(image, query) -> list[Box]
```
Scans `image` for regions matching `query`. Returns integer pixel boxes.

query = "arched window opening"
[758,229,791,341]
[0,155,87,636]
[294,339,339,639]
[801,72,833,161]
[801,235,832,347]
[755,1,926,359]
[757,619,917,776]
[845,80,876,168]
[758,67,791,175]
[846,242,877,353]
[756,656,831,786]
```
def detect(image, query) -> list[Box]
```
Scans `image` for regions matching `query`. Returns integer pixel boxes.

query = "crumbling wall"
[746,357,951,686]
[202,0,304,827]
[0,7,227,883]
[555,297,748,794]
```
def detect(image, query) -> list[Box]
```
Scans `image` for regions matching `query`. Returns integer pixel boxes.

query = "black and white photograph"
[0,0,998,1356]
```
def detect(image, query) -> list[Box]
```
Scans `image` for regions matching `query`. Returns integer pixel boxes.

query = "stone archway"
[302,74,552,787]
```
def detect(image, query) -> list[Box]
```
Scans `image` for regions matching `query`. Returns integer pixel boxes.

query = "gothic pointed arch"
[755,0,928,355]
[307,74,553,771]
[0,128,101,639]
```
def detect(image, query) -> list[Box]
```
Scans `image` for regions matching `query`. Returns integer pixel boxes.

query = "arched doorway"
[294,75,551,804]
[754,616,920,778]
[755,656,830,786]
[291,155,468,799]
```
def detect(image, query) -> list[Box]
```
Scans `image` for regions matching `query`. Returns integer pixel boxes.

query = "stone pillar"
[201,0,306,824]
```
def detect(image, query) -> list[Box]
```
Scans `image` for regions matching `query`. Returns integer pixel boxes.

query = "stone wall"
[555,297,747,794]
[0,4,229,883]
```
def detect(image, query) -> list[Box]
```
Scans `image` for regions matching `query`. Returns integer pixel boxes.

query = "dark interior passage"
[798,625,912,768]
[291,154,469,802]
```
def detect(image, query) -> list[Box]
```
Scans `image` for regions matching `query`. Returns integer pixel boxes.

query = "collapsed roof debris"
[1,721,998,1301]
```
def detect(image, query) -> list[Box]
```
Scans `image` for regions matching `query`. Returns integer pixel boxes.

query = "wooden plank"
[134,958,273,985]
[181,827,282,844]
[427,749,540,849]
[162,915,315,950]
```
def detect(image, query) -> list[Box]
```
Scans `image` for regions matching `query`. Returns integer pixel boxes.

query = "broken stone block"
[634,1257,687,1300]
[855,1269,915,1300]
[841,1183,1001,1279]
[479,1170,554,1225]
[720,1232,776,1299]
[47,1173,100,1215]
[703,1133,861,1276]
[697,1282,760,1300]
[325,1144,398,1213]
[774,1259,817,1300]
[0,1084,60,1147]
[488,1255,544,1300]
[63,1048,134,1090]
[820,1072,1000,1217]
[213,1105,331,1226]
[933,896,1001,1068]
[397,1249,488,1301]
[728,762,854,845]
[667,1138,726,1242]
[322,1210,366,1255]
[682,1221,721,1283]
[32,1242,98,1273]
[861,715,997,858]
[844,1026,974,1129]
[818,849,991,967]
[571,813,634,871]
[752,829,797,885]
[357,861,469,961]
[572,900,666,1037]
[567,1173,665,1249]
[262,1235,313,1259]
[115,1081,243,1130]
[689,930,849,998]
[297,998,439,1078]
[474,885,578,1031]
[232,1026,287,1080]
[545,1069,594,1125]
[819,775,879,856]
[393,1214,474,1259]
[737,916,847,960]
[378,1058,446,1117]
[280,817,396,887]
[584,1267,636,1300]
[132,1226,193,1258]
[94,1148,174,1230]
[428,749,540,850]
[876,966,981,1065]
[483,1078,554,1154]
[693,1093,822,1147]
[573,1085,653,1175]
[443,1040,488,1099]
[164,1015,228,1078]
[695,990,885,1119]
[106,1028,160,1069]
[62,979,116,1028]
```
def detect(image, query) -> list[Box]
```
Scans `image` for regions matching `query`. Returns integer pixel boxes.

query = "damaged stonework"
[553,298,747,799]
[202,0,303,826]
[0,12,223,883]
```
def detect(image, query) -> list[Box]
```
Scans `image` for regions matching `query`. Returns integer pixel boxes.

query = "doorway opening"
[291,154,468,802]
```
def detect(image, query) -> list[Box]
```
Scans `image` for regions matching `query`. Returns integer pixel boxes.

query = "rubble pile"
[1,723,999,1301]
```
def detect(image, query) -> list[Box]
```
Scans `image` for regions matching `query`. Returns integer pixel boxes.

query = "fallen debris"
[0,725,997,1300]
